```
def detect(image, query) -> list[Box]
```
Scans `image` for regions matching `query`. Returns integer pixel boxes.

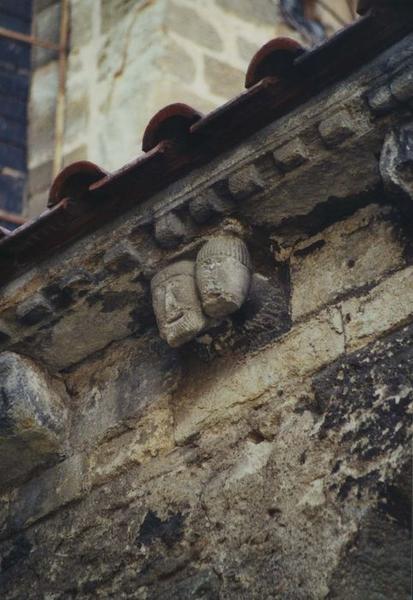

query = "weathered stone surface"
[342,265,413,352]
[318,110,355,147]
[290,205,406,320]
[196,235,252,318]
[154,211,191,248]
[380,123,413,213]
[189,186,234,223]
[15,293,53,326]
[204,56,244,98]
[216,0,277,24]
[390,67,413,105]
[152,260,208,348]
[0,352,69,490]
[273,138,309,172]
[32,1,60,68]
[166,3,223,51]
[228,163,264,201]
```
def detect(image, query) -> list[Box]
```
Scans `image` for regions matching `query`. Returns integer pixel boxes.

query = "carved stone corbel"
[151,236,253,347]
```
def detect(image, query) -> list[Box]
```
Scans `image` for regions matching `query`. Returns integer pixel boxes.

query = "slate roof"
[0,1,411,285]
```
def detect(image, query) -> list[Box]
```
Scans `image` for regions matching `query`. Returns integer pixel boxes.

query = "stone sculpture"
[151,236,252,346]
[196,236,252,318]
[151,260,208,348]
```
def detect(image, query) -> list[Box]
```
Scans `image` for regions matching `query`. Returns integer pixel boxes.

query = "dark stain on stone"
[43,282,74,310]
[1,534,32,572]
[293,238,326,259]
[136,510,185,548]
[313,324,412,455]
[100,291,137,313]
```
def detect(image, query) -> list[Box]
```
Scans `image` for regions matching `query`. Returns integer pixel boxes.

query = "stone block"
[70,0,94,49]
[32,2,60,68]
[157,38,196,85]
[216,0,278,24]
[28,160,53,197]
[103,241,142,274]
[101,0,147,32]
[16,293,53,326]
[28,61,59,167]
[228,164,264,200]
[64,91,89,144]
[189,186,234,223]
[237,36,260,63]
[7,453,85,531]
[366,84,397,115]
[318,110,355,148]
[390,68,413,104]
[166,2,223,51]
[290,205,405,320]
[342,266,413,352]
[154,211,188,248]
[204,56,244,99]
[273,138,309,172]
[0,352,69,490]
[175,309,344,442]
[62,144,88,167]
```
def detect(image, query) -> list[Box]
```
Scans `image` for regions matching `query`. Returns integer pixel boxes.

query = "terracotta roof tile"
[0,4,411,286]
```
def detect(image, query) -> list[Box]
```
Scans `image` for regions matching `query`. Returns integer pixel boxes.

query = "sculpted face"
[196,236,252,318]
[151,260,208,347]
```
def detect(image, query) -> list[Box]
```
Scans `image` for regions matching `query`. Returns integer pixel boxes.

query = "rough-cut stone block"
[7,453,85,531]
[15,293,53,326]
[154,211,188,248]
[366,84,397,115]
[390,68,413,104]
[189,186,234,223]
[273,138,309,172]
[32,2,60,68]
[103,241,142,274]
[166,3,223,51]
[342,266,413,352]
[216,0,277,24]
[204,56,244,99]
[290,205,405,320]
[0,352,69,490]
[228,164,264,201]
[175,309,345,442]
[318,110,355,148]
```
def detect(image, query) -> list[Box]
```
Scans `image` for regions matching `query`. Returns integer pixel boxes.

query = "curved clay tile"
[245,37,306,89]
[142,103,203,152]
[48,161,108,208]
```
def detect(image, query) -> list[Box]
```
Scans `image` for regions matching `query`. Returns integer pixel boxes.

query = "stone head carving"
[151,260,208,348]
[196,236,252,318]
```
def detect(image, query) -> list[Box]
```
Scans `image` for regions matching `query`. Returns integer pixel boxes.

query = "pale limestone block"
[175,309,345,443]
[342,266,413,352]
[290,205,405,321]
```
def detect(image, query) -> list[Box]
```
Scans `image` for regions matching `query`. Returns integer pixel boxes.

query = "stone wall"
[0,31,411,598]
[26,0,355,218]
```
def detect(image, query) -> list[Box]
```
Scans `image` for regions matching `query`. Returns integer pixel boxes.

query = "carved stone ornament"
[151,236,252,347]
[151,260,208,348]
[196,236,252,319]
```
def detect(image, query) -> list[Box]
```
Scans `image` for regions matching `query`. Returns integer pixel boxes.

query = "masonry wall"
[0,204,410,599]
[0,30,411,596]
[26,0,355,218]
